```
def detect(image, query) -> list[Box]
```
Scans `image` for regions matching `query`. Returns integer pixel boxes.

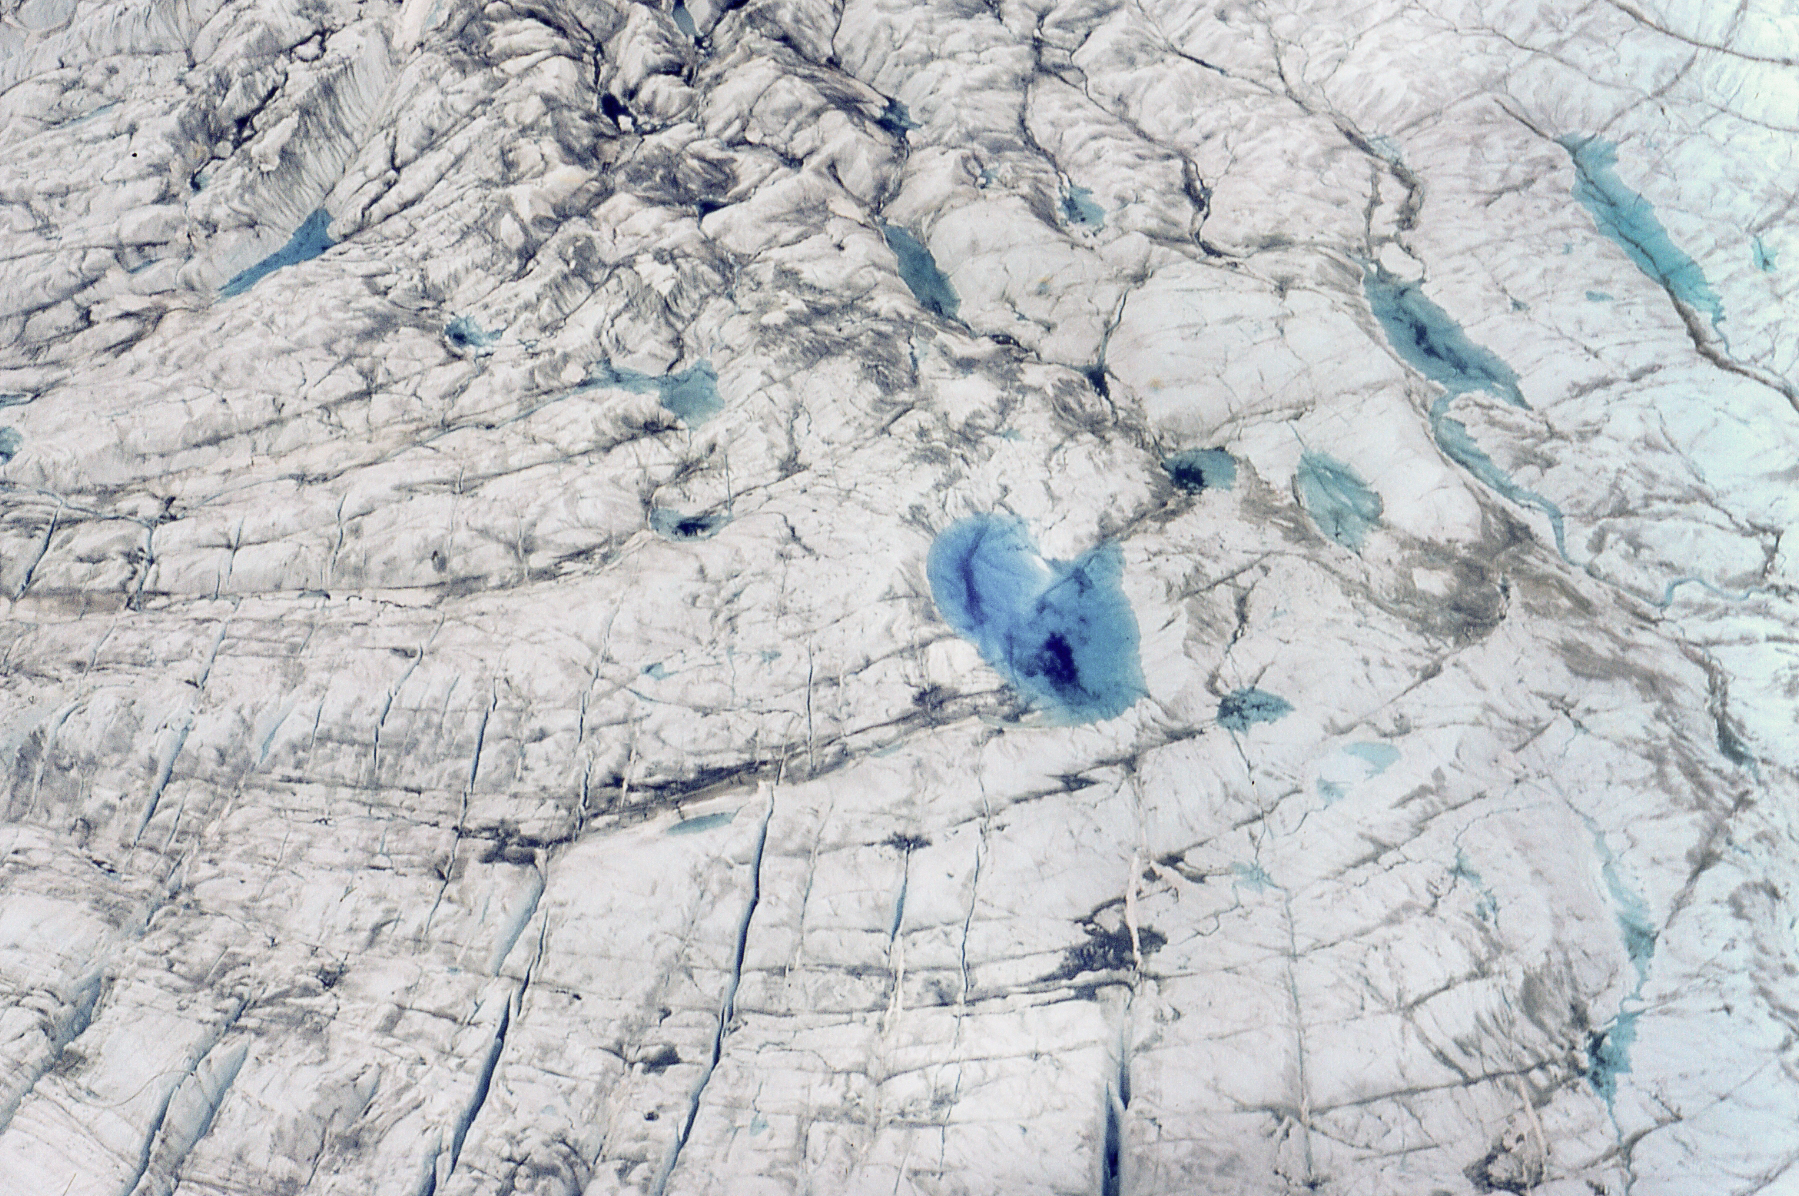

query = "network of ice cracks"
[1,0,1797,1193]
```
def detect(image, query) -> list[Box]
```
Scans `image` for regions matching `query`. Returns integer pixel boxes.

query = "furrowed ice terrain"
[1,0,1796,1192]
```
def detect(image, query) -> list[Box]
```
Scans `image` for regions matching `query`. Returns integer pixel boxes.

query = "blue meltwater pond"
[881,221,959,320]
[219,209,335,298]
[927,515,1144,723]
[1560,136,1726,333]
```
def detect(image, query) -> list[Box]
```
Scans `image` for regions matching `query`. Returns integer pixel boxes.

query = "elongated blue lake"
[881,222,959,319]
[1560,136,1725,332]
[1361,267,1570,558]
[1363,267,1524,407]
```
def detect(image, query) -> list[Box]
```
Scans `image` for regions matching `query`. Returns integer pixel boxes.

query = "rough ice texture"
[0,0,1797,1194]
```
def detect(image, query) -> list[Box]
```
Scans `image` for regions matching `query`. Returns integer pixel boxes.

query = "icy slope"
[1,0,1796,1193]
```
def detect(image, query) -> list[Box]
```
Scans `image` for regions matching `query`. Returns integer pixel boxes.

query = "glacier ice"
[1,0,1797,1191]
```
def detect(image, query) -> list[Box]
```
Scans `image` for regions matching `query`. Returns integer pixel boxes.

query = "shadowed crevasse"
[927,515,1144,723]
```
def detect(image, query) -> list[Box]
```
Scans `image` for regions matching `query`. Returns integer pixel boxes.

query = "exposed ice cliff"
[2,0,1797,1193]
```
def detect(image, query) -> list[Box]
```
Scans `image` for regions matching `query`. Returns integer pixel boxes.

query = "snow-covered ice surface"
[1,0,1797,1191]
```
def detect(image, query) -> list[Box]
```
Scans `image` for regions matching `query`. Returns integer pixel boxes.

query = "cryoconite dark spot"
[926,515,1144,723]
